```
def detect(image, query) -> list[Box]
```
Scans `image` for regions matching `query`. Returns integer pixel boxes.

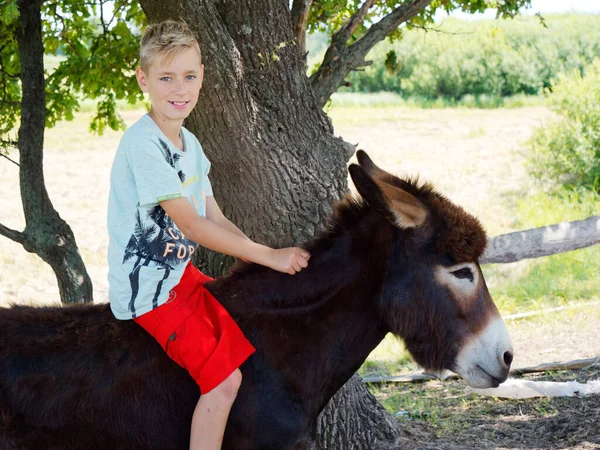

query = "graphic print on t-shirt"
[122,138,196,316]
[158,138,186,183]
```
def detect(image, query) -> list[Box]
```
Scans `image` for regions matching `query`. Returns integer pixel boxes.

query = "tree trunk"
[311,375,414,450]
[8,0,93,303]
[481,215,600,264]
[138,1,400,448]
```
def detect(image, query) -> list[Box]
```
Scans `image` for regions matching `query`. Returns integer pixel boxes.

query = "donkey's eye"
[451,268,474,282]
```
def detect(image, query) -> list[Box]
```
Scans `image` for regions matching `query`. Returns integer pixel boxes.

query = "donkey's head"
[351,151,513,388]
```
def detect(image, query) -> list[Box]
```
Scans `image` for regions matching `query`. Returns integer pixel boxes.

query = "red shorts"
[134,263,255,394]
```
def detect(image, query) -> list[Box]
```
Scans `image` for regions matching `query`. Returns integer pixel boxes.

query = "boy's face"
[136,47,204,124]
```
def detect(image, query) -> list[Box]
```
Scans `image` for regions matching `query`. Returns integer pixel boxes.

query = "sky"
[441,0,600,20]
[528,0,600,13]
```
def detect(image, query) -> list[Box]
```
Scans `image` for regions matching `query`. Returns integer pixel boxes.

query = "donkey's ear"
[349,164,388,211]
[376,180,428,229]
[356,150,388,180]
[349,164,429,230]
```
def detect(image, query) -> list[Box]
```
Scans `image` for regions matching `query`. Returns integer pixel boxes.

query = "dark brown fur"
[375,174,486,263]
[356,149,487,262]
[0,153,495,450]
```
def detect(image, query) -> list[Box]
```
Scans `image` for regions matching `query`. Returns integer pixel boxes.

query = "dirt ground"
[386,365,600,450]
[377,307,600,450]
[1,106,598,449]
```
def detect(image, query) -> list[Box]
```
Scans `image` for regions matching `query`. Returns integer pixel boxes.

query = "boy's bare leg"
[190,369,242,450]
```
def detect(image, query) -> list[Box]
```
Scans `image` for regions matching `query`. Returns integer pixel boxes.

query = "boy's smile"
[169,101,189,109]
[136,46,204,144]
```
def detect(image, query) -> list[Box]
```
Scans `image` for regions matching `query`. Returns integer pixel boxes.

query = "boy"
[107,20,310,450]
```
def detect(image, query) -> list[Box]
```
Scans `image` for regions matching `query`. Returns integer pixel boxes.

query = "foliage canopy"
[0,0,145,147]
[307,0,529,41]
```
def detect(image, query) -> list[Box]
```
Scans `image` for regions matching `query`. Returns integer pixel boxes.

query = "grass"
[514,188,600,227]
[466,126,486,139]
[377,384,445,426]
[366,366,600,449]
[328,91,547,110]
[488,248,600,314]
[78,97,148,114]
[358,336,417,378]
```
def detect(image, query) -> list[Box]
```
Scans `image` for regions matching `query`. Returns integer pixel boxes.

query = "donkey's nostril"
[503,350,514,367]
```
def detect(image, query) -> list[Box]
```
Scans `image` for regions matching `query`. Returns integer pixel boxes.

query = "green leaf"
[384,50,398,74]
[0,0,19,24]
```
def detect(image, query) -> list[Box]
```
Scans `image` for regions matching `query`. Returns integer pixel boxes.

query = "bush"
[337,14,600,101]
[527,59,600,191]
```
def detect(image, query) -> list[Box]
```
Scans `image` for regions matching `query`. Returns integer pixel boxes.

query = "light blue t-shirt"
[108,114,213,320]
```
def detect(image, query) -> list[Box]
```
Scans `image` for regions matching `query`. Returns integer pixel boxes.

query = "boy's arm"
[160,197,309,275]
[205,196,249,241]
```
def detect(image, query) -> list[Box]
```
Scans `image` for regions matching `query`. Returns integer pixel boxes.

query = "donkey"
[0,151,513,450]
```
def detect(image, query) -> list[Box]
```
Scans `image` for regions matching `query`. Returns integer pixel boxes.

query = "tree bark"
[138,1,400,448]
[2,0,94,304]
[481,216,600,264]
[311,374,415,450]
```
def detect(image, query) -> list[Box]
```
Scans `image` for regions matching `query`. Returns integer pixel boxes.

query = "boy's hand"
[268,247,311,275]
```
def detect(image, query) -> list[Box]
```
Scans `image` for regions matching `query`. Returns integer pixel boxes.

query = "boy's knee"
[212,369,242,403]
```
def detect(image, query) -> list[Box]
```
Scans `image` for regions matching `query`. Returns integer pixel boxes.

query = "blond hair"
[140,20,201,72]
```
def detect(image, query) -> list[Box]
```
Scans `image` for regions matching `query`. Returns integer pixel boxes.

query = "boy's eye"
[160,77,171,82]
[186,75,196,80]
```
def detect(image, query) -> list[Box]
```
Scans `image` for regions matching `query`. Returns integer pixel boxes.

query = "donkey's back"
[0,304,199,450]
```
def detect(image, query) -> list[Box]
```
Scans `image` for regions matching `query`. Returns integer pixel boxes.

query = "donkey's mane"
[211,195,375,312]
[377,173,487,262]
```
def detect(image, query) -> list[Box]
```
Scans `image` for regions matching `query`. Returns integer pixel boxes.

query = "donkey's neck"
[210,210,382,313]
[211,211,395,415]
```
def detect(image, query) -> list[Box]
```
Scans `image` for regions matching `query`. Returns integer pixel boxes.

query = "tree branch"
[362,357,600,384]
[481,216,600,264]
[332,0,377,45]
[99,0,108,35]
[291,0,312,59]
[0,152,19,166]
[310,0,433,107]
[410,22,472,36]
[0,222,24,245]
[51,4,80,56]
[106,0,124,30]
[349,0,433,64]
